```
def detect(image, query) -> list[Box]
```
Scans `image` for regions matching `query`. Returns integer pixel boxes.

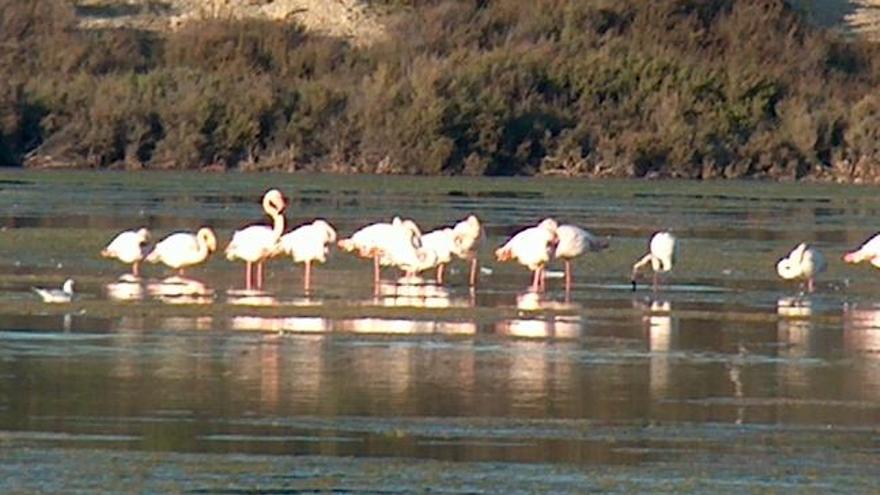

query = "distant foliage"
[2,0,880,180]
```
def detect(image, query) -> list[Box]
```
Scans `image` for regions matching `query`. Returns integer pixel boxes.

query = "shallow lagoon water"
[0,170,879,493]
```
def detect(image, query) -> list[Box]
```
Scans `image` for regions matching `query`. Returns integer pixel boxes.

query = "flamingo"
[272,219,337,291]
[338,217,422,286]
[631,231,677,291]
[145,227,217,276]
[495,218,559,292]
[101,227,151,277]
[32,279,75,303]
[225,189,287,290]
[844,233,880,269]
[420,228,456,284]
[777,242,826,293]
[554,224,609,293]
[451,215,484,287]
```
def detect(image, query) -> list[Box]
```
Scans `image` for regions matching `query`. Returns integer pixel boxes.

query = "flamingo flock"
[35,187,879,303]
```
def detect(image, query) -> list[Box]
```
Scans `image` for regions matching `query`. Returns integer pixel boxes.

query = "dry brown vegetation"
[3,0,880,181]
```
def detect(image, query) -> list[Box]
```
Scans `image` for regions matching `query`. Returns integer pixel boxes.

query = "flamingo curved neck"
[271,211,285,239]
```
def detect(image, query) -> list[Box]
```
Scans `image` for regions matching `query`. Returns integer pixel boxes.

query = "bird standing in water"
[777,242,826,293]
[631,231,676,291]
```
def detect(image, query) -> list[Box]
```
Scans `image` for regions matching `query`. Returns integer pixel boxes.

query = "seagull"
[32,279,75,303]
[631,231,677,291]
[777,242,826,293]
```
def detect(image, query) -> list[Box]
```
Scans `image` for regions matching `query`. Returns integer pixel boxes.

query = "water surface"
[0,171,879,493]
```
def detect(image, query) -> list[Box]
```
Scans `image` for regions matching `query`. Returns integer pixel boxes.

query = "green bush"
[2,0,880,180]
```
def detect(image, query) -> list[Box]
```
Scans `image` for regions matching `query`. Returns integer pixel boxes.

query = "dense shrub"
[2,0,880,180]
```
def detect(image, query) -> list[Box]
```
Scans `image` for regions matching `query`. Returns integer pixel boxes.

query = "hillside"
[74,0,386,45]
[74,0,880,43]
[4,0,880,181]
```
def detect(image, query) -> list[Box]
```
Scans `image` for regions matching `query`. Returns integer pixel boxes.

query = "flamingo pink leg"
[436,264,445,285]
[469,258,478,287]
[256,262,264,290]
[531,269,541,292]
[564,259,572,294]
[304,260,312,292]
[373,255,380,286]
[245,261,253,290]
[132,262,140,277]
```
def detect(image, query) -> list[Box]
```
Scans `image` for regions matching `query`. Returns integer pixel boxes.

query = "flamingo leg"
[807,277,815,293]
[564,259,572,294]
[373,255,380,286]
[469,257,478,287]
[178,268,185,277]
[245,261,253,291]
[304,260,312,292]
[531,268,541,292]
[132,262,140,277]
[256,261,264,290]
[436,263,445,285]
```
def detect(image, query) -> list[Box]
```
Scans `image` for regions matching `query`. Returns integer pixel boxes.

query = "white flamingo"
[844,233,880,269]
[225,189,287,290]
[495,218,559,292]
[145,227,217,276]
[273,219,337,291]
[420,228,456,284]
[338,217,422,286]
[631,231,677,291]
[777,242,826,293]
[101,227,151,277]
[33,279,75,303]
[451,215,484,287]
[554,224,609,293]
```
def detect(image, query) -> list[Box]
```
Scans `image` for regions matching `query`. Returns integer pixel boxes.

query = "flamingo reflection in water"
[495,291,582,339]
[105,278,145,301]
[636,298,675,404]
[147,275,214,305]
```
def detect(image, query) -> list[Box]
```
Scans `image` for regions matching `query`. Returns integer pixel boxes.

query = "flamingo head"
[198,228,218,253]
[843,250,866,264]
[495,246,512,262]
[538,217,559,233]
[263,189,287,215]
[314,219,337,244]
[777,242,811,280]
[136,228,151,243]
